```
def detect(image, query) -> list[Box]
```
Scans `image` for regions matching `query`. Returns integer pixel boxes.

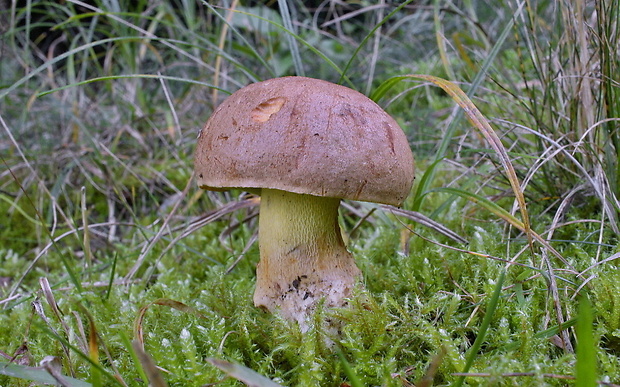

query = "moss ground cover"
[1,1,619,385]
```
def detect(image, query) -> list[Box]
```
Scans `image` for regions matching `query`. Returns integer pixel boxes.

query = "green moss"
[2,0,620,385]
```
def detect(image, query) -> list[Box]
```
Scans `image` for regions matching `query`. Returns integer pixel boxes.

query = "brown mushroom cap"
[194,76,415,206]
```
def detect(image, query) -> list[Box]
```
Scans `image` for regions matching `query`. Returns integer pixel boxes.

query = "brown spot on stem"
[292,276,301,289]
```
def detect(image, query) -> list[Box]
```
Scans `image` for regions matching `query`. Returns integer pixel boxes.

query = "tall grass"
[1,1,619,386]
[498,0,620,228]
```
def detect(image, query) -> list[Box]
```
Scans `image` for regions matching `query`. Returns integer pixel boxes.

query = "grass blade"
[131,341,169,387]
[453,270,506,387]
[207,358,284,387]
[337,351,364,387]
[433,0,456,81]
[0,360,91,387]
[432,187,570,267]
[338,0,416,85]
[410,157,444,218]
[390,75,532,244]
[576,297,597,387]
[277,0,304,76]
[201,1,275,79]
[221,8,348,84]
[371,2,526,220]
[32,323,124,386]
[431,187,524,231]
[37,74,228,98]
[434,1,524,159]
[212,0,240,105]
[382,204,467,244]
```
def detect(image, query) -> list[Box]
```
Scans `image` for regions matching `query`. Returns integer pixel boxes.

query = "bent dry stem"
[254,188,362,329]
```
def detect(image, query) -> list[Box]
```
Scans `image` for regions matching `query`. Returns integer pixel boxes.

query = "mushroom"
[194,76,415,328]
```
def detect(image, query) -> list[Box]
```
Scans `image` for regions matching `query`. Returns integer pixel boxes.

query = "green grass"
[1,0,619,386]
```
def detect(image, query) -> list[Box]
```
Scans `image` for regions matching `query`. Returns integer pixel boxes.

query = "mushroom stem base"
[254,189,362,330]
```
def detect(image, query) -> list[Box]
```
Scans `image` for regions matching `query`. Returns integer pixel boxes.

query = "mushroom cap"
[194,76,415,206]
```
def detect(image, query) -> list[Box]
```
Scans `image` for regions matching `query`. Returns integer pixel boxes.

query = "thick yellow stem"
[253,189,361,328]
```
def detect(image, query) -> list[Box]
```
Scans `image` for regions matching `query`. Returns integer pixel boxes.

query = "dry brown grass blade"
[71,311,89,355]
[2,342,30,366]
[133,298,208,351]
[131,341,169,387]
[81,186,93,271]
[495,118,619,234]
[31,297,75,377]
[212,0,240,106]
[579,251,620,277]
[38,278,82,365]
[125,173,195,280]
[207,358,284,387]
[399,219,535,269]
[6,221,137,302]
[74,308,128,386]
[381,204,467,244]
[88,317,99,368]
[139,197,260,282]
[416,346,447,387]
[406,74,532,247]
[39,278,65,322]
[186,197,260,237]
[225,232,259,274]
[218,211,259,253]
[39,356,72,387]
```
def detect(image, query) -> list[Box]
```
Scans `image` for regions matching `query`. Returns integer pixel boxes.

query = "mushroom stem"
[254,188,362,328]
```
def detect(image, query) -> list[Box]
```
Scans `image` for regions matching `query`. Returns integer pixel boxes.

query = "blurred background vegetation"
[1,0,619,386]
